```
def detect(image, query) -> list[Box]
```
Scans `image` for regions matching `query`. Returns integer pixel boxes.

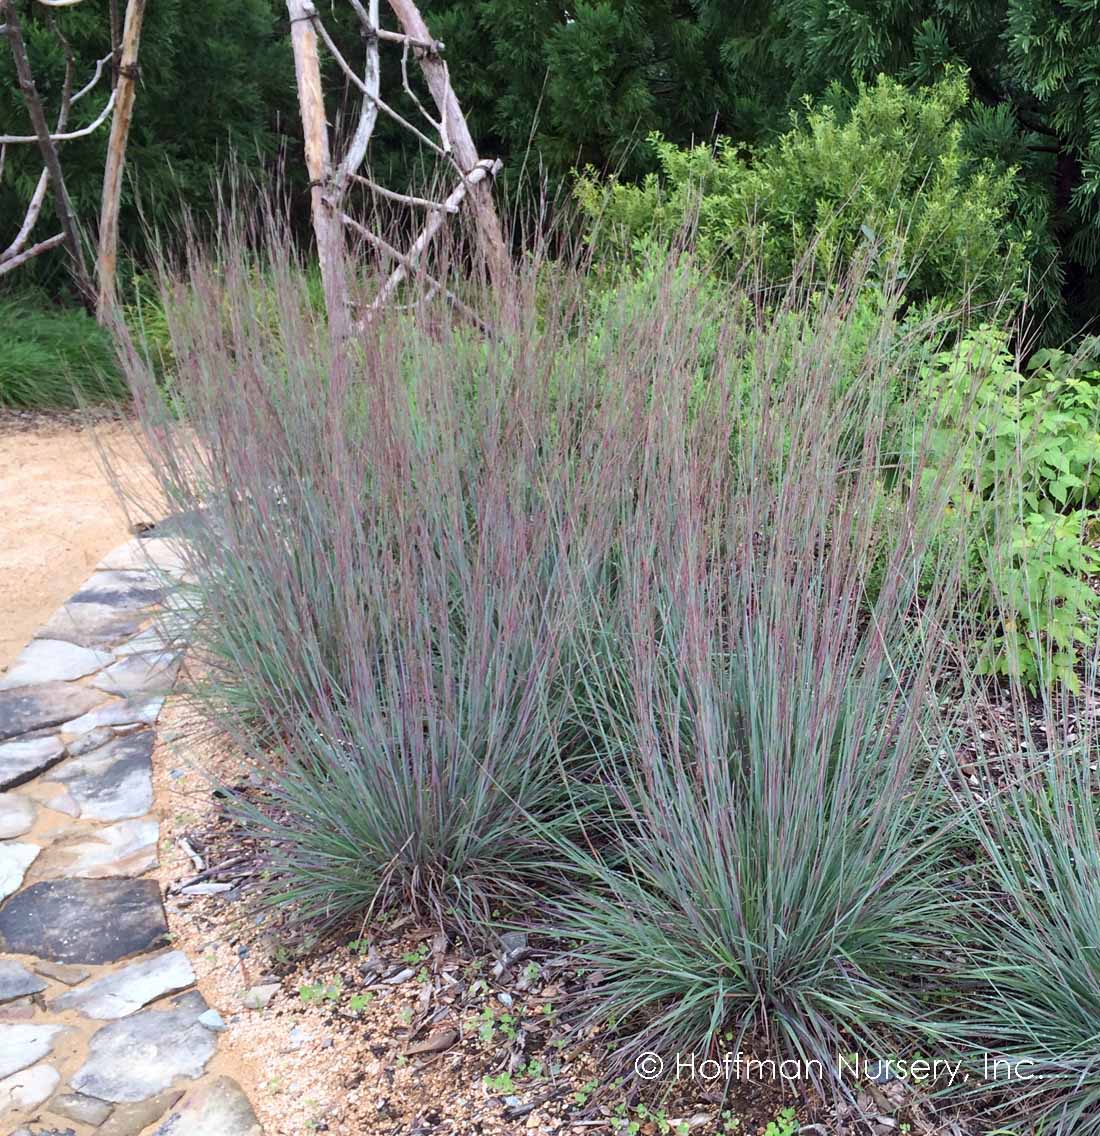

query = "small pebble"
[198,1008,227,1032]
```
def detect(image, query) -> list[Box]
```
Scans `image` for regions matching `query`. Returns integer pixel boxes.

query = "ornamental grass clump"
[118,217,734,932]
[549,266,978,1087]
[952,670,1100,1134]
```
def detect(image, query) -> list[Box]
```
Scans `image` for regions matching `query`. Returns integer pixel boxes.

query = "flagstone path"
[0,534,261,1135]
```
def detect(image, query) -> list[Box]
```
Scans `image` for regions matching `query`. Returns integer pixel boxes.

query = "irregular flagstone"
[44,732,154,822]
[0,682,106,744]
[0,997,35,1021]
[0,793,37,838]
[66,724,115,756]
[0,842,40,901]
[33,960,90,985]
[0,960,46,1004]
[0,1023,66,1079]
[0,735,66,792]
[60,695,164,741]
[0,878,168,964]
[152,1076,261,1136]
[97,1088,181,1136]
[99,536,189,575]
[37,602,148,650]
[35,816,159,880]
[70,991,216,1102]
[114,625,186,657]
[50,1091,114,1126]
[70,570,166,611]
[51,950,193,1020]
[92,652,182,698]
[0,640,113,691]
[0,1062,61,1119]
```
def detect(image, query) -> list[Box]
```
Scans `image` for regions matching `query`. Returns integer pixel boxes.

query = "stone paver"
[45,731,154,821]
[0,683,107,743]
[0,1022,66,1078]
[0,535,260,1132]
[70,991,216,1102]
[35,816,159,880]
[0,792,37,838]
[0,959,46,1003]
[153,1075,262,1135]
[0,841,40,900]
[0,734,67,789]
[0,878,168,964]
[50,949,194,1020]
[0,639,114,690]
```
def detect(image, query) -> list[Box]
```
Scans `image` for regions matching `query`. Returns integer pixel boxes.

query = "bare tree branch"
[343,212,491,332]
[97,0,147,315]
[287,0,351,340]
[385,0,512,298]
[349,173,457,212]
[369,158,500,309]
[0,230,64,274]
[334,0,378,183]
[310,8,446,158]
[2,0,92,300]
[0,87,116,144]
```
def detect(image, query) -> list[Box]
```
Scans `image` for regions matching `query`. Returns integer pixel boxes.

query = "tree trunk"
[385,0,513,300]
[2,0,92,305]
[286,0,350,341]
[96,0,146,319]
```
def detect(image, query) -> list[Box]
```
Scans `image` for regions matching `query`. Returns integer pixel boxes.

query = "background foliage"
[3,0,1100,335]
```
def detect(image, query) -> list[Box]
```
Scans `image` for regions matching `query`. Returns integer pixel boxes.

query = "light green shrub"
[921,327,1100,688]
[576,71,1025,314]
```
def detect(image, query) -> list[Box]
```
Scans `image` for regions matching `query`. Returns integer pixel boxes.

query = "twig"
[310,9,447,158]
[343,212,491,332]
[0,87,116,144]
[370,157,500,309]
[0,230,63,273]
[349,173,457,212]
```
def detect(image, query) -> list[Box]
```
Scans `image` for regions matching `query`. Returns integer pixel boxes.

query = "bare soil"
[0,411,157,670]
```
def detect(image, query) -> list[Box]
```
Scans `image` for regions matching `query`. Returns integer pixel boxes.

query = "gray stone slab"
[44,732,154,822]
[0,841,40,900]
[50,1091,114,1126]
[35,816,158,880]
[0,1061,61,1119]
[0,683,106,744]
[50,949,194,1019]
[0,735,65,791]
[70,571,166,611]
[0,960,46,1004]
[70,992,215,1103]
[0,1023,65,1079]
[0,878,168,964]
[152,1076,261,1136]
[37,602,148,650]
[60,695,163,741]
[0,640,113,690]
[91,652,182,698]
[0,793,36,838]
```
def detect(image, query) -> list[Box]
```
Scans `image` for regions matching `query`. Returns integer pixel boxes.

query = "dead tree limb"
[0,229,63,273]
[286,0,351,340]
[1,0,93,302]
[372,158,500,309]
[96,0,147,317]
[0,41,113,277]
[384,0,512,297]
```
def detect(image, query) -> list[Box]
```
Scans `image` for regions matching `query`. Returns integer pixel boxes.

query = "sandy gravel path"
[0,416,154,672]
